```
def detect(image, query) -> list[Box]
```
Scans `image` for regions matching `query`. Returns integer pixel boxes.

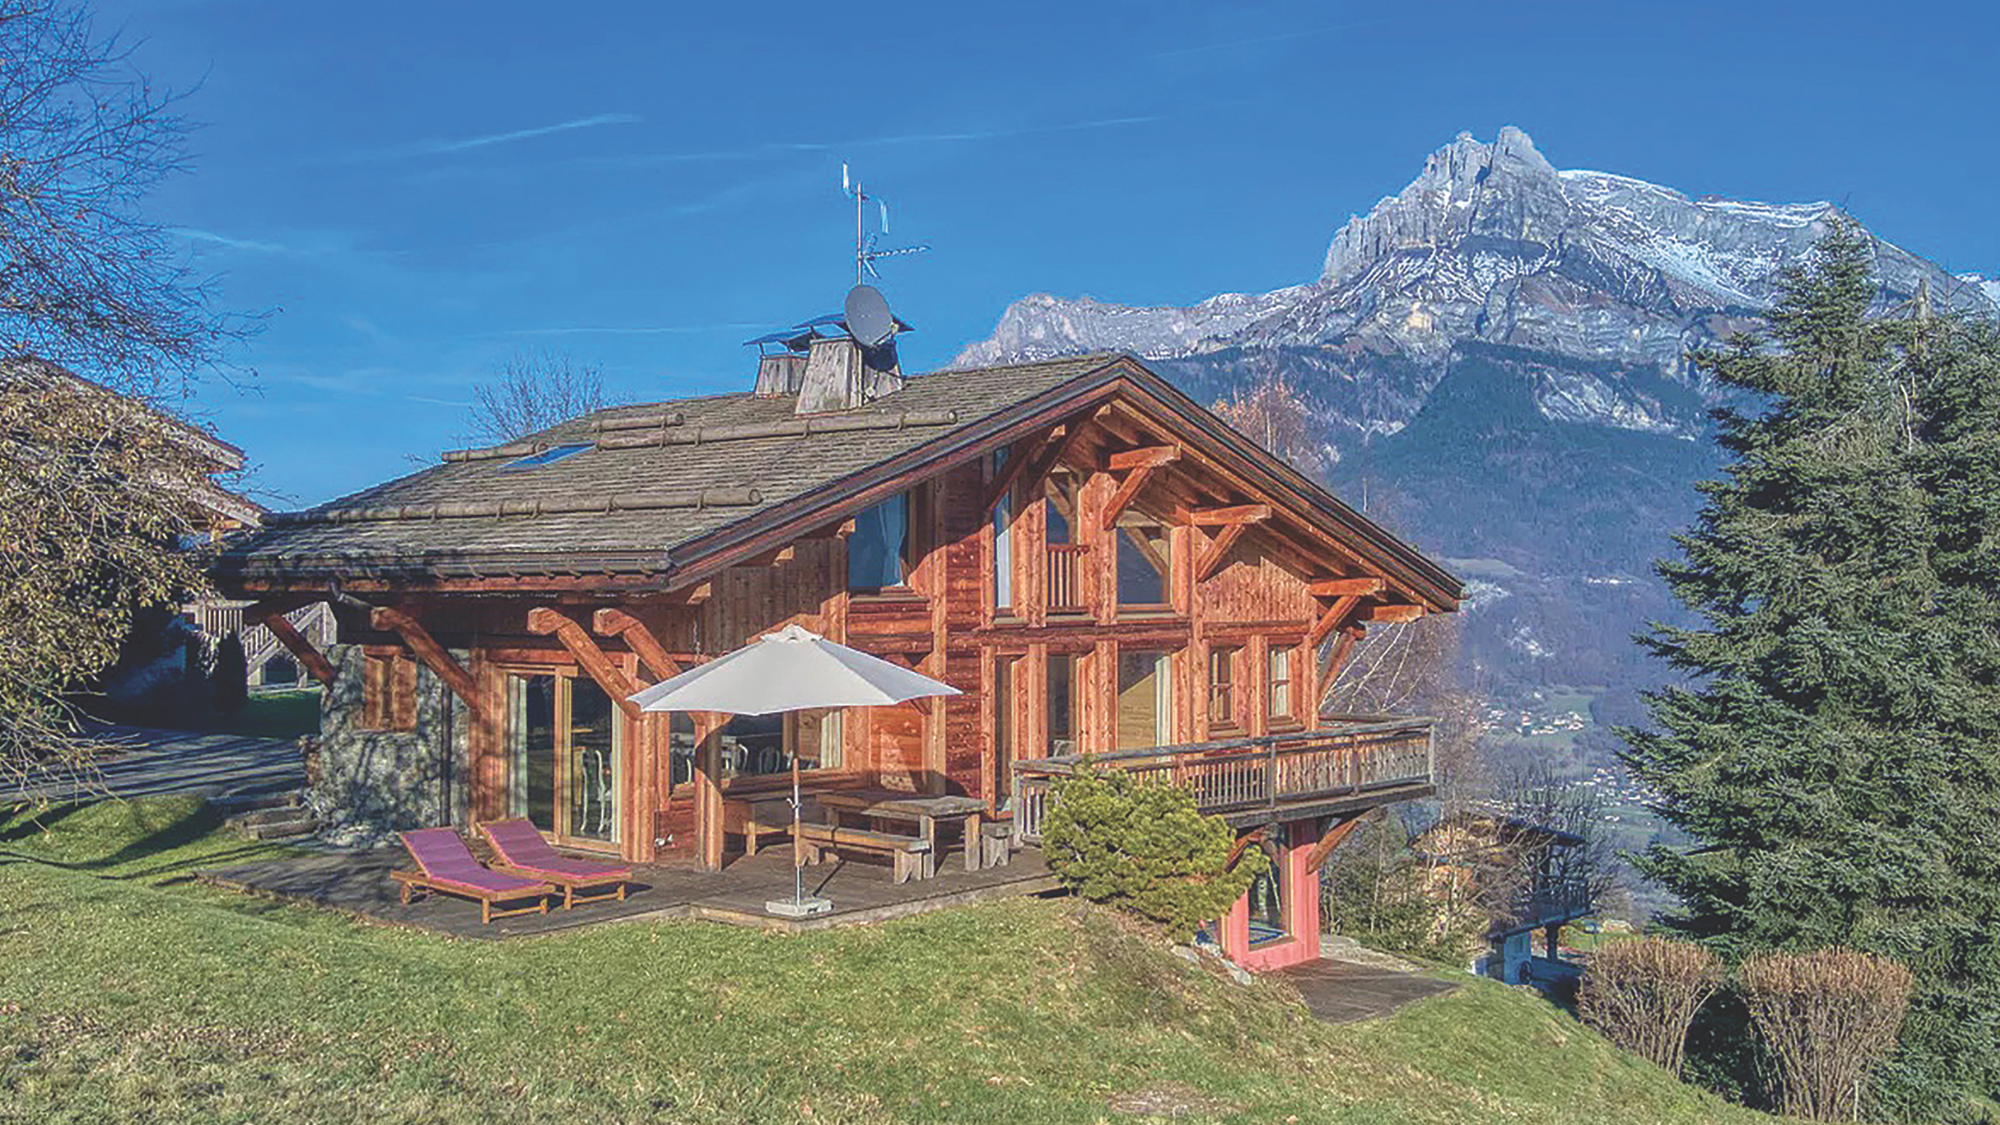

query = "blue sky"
[101,0,1998,507]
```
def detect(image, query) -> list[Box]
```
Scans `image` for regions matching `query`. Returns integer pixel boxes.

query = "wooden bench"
[794,822,930,885]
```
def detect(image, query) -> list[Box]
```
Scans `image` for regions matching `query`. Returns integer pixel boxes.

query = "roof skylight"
[502,443,591,470]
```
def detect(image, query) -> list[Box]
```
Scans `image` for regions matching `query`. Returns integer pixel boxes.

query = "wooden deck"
[200,845,1058,940]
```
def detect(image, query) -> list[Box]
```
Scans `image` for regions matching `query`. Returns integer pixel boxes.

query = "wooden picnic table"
[815,790,988,876]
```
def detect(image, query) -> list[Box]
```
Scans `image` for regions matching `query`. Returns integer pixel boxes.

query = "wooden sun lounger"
[479,818,634,909]
[393,827,552,924]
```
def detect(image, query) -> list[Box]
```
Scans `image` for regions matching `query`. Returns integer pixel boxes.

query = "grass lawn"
[0,798,1771,1125]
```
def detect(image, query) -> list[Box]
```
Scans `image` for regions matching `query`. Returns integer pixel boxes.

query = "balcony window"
[848,492,910,591]
[1209,646,1238,729]
[1269,647,1294,723]
[1116,649,1172,750]
[1115,514,1171,609]
[1044,475,1075,544]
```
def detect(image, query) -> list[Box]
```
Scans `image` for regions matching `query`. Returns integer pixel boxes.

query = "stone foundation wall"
[309,643,471,844]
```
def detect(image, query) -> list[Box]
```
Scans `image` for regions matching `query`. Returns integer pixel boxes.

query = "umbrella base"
[765,896,833,918]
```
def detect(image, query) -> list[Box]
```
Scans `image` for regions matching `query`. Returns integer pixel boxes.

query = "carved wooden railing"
[1011,714,1435,843]
[1045,543,1089,614]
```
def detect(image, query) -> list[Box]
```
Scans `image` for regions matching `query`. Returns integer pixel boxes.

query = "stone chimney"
[793,336,903,414]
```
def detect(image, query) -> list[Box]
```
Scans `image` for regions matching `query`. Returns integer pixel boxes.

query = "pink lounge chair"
[479,818,633,909]
[391,827,552,924]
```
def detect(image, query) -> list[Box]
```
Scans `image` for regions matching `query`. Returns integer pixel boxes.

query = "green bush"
[1040,767,1264,938]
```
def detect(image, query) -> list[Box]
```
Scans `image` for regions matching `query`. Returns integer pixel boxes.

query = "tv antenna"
[842,163,928,283]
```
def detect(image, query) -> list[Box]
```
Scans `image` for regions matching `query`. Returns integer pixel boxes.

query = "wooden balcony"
[1492,876,1595,937]
[1045,543,1089,614]
[1010,714,1436,842]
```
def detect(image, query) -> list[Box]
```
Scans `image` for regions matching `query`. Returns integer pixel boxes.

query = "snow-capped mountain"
[955,127,1996,749]
[959,126,1992,457]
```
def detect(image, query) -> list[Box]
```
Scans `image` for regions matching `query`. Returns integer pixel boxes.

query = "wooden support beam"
[740,545,796,569]
[1302,813,1367,872]
[1309,577,1385,598]
[370,606,481,712]
[1180,503,1271,526]
[1364,603,1426,624]
[256,611,335,687]
[1194,522,1248,582]
[979,425,1059,513]
[592,608,684,681]
[527,607,643,720]
[658,582,712,606]
[1101,466,1159,531]
[1317,625,1365,710]
[1306,595,1363,648]
[1225,825,1269,869]
[1107,445,1181,472]
[1003,416,1097,513]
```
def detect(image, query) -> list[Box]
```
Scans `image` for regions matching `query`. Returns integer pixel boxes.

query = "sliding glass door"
[507,671,620,847]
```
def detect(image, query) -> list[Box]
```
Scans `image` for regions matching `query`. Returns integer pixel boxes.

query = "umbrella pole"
[792,753,803,908]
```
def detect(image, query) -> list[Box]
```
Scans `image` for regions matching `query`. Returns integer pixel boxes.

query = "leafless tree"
[1324,614,1485,800]
[461,348,617,446]
[0,1,255,398]
[1,361,216,797]
[1740,949,1912,1121]
[1213,371,1313,469]
[1579,937,1724,1076]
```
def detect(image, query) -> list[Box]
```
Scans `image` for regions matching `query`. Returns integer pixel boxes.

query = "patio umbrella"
[628,624,961,915]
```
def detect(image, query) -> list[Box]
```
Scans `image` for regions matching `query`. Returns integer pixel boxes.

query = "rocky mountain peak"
[1323,125,1564,285]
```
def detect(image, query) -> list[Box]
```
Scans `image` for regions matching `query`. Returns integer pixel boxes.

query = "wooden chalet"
[215,339,1460,967]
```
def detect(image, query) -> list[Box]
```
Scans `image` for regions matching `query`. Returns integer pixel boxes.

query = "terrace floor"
[199,844,1060,939]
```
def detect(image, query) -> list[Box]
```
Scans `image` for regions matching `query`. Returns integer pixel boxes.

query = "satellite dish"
[844,284,895,348]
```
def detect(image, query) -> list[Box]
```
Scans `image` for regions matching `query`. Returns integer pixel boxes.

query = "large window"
[1115,513,1171,608]
[1116,649,1172,750]
[1246,824,1290,945]
[1047,653,1078,755]
[506,671,620,845]
[848,492,911,591]
[718,709,842,781]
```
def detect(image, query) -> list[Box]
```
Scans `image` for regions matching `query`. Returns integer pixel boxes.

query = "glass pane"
[508,673,557,832]
[668,713,696,788]
[847,493,908,590]
[1047,654,1075,755]
[1117,650,1168,750]
[1044,481,1073,545]
[1270,648,1292,720]
[1210,648,1236,727]
[568,678,617,842]
[1116,520,1169,606]
[719,713,787,778]
[1247,857,1286,944]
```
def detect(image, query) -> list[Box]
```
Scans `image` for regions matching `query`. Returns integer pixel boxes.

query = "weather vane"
[842,163,929,284]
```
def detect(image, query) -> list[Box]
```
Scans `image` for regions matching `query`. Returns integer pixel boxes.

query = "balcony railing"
[1011,714,1435,842]
[1046,543,1089,614]
[1493,875,1595,936]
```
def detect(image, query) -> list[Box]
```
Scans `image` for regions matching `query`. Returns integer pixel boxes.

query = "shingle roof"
[215,354,1121,584]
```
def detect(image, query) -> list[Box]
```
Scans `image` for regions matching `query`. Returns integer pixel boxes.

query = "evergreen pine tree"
[1623,221,2000,1115]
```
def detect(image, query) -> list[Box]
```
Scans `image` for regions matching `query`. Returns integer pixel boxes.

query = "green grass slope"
[0,798,1763,1125]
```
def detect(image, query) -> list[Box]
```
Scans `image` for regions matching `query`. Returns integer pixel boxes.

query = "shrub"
[1739,948,1912,1121]
[1041,767,1264,938]
[1578,936,1722,1076]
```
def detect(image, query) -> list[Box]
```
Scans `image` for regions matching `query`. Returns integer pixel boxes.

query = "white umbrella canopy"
[625,623,960,918]
[627,624,960,715]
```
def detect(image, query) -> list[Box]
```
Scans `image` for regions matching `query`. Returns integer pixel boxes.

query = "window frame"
[1208,645,1240,730]
[847,490,915,594]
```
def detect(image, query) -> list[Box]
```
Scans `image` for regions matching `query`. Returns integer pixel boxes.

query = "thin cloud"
[425,112,642,155]
[337,113,643,163]
[499,322,767,337]
[173,227,290,253]
[406,394,475,408]
[584,114,1161,170]
[1153,19,1389,60]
